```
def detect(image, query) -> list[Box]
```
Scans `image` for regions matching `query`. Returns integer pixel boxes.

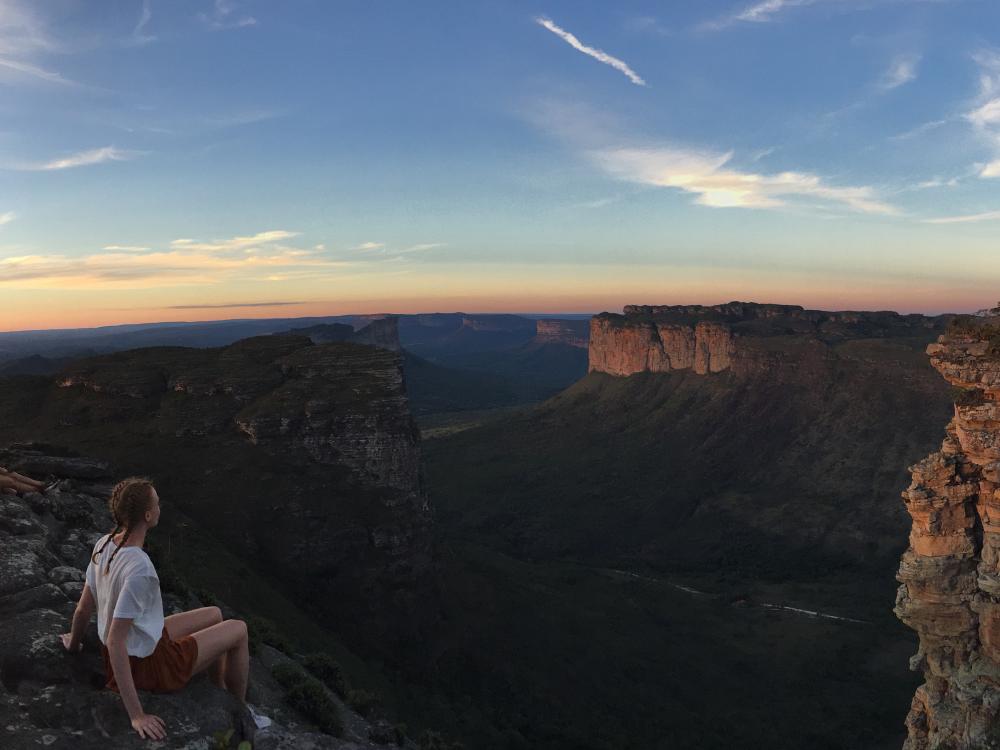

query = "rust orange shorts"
[101,625,199,694]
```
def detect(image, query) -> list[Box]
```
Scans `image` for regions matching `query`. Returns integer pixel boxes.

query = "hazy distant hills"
[0,312,592,418]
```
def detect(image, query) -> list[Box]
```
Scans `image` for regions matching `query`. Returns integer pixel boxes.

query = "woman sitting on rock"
[60,477,251,741]
[0,465,51,495]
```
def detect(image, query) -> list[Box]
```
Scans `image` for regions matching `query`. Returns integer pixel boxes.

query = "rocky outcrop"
[0,445,413,749]
[533,320,589,349]
[588,316,736,376]
[895,316,1000,749]
[0,335,436,661]
[589,302,947,377]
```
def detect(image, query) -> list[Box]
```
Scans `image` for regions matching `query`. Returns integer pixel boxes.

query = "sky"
[2,0,1000,331]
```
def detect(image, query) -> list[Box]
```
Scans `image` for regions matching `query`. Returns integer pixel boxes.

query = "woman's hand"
[131,713,167,740]
[59,633,83,653]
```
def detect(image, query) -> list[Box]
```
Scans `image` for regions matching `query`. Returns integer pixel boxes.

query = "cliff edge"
[0,334,436,660]
[896,315,1000,749]
[589,302,944,377]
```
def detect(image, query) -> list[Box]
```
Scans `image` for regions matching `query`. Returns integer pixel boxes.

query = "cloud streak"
[591,146,896,214]
[130,0,156,46]
[198,0,257,30]
[536,17,646,87]
[701,0,817,30]
[966,50,1000,178]
[167,301,305,309]
[923,210,1000,224]
[0,230,441,289]
[0,211,15,226]
[879,54,920,91]
[0,56,73,85]
[23,146,137,171]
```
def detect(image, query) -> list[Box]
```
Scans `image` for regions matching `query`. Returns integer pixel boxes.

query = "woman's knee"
[230,618,248,644]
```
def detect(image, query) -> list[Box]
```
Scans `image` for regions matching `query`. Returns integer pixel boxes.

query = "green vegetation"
[952,386,987,407]
[209,727,251,750]
[285,679,344,736]
[270,662,344,736]
[302,652,349,697]
[948,316,1000,356]
[247,615,294,657]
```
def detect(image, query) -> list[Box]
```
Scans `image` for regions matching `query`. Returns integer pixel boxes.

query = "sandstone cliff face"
[588,317,735,375]
[589,302,944,378]
[896,317,1000,750]
[0,335,436,659]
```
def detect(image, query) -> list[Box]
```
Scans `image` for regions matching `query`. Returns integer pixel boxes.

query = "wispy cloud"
[198,0,257,30]
[923,210,1000,224]
[399,243,445,253]
[171,230,300,253]
[966,50,1000,178]
[102,245,150,252]
[0,230,352,289]
[889,118,949,141]
[914,177,960,189]
[0,57,73,85]
[736,0,814,23]
[527,98,896,215]
[167,301,305,309]
[352,241,385,251]
[0,211,14,225]
[879,54,920,91]
[701,0,817,30]
[130,0,156,46]
[0,1,77,85]
[23,146,137,171]
[592,146,897,214]
[535,17,646,87]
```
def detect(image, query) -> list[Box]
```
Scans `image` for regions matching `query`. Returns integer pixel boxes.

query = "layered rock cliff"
[589,302,943,377]
[0,334,436,660]
[896,316,1000,749]
[533,319,589,349]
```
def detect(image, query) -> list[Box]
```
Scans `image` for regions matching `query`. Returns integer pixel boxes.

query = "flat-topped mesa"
[589,301,943,377]
[895,315,1000,750]
[534,319,590,349]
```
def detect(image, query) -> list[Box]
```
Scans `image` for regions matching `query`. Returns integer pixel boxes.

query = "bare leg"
[190,620,249,702]
[165,607,226,689]
[6,470,44,489]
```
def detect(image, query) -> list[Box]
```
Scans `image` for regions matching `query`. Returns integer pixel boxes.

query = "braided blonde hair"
[91,477,155,575]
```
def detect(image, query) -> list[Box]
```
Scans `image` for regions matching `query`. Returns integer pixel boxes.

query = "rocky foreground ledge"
[895,316,1000,749]
[0,443,416,750]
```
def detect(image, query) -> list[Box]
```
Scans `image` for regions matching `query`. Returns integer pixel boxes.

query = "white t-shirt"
[85,534,165,658]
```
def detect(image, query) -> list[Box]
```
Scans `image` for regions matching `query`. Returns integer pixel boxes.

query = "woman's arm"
[106,617,166,740]
[62,583,95,652]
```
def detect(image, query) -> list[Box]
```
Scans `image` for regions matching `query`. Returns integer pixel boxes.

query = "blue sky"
[2,0,1000,330]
